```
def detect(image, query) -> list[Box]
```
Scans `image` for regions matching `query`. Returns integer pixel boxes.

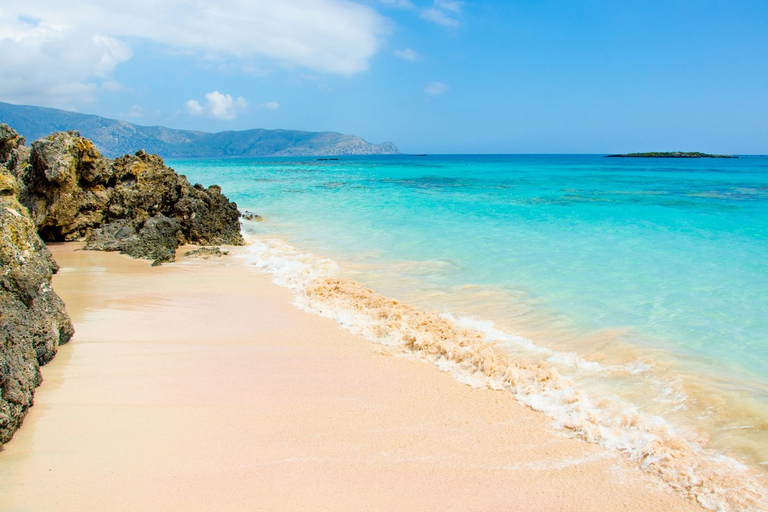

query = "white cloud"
[420,0,463,27]
[186,91,248,120]
[424,81,449,95]
[394,48,419,61]
[435,0,463,13]
[127,105,145,118]
[0,14,133,107]
[379,0,415,8]
[0,1,391,107]
[185,100,204,116]
[260,101,280,110]
[101,80,123,92]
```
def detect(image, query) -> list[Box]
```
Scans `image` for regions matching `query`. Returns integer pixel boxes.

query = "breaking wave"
[240,236,768,512]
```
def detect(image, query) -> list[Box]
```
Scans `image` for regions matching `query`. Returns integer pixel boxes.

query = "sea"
[170,154,768,510]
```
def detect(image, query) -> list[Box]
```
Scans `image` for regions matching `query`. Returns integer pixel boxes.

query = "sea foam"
[240,235,768,512]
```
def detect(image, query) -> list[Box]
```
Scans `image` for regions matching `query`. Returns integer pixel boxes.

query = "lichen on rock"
[11,130,243,265]
[0,122,246,444]
[0,126,74,445]
[184,246,230,259]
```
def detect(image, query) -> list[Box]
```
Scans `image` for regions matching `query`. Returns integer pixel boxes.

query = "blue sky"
[1,0,766,153]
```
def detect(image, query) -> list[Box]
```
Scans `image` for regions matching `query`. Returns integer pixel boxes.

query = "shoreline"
[0,242,703,511]
[243,235,768,511]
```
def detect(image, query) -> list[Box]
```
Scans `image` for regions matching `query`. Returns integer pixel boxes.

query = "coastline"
[0,242,702,511]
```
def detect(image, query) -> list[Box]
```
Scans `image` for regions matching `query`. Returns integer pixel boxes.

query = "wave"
[240,235,768,512]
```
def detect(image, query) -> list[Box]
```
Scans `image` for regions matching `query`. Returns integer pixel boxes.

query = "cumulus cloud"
[0,1,390,107]
[0,14,133,107]
[424,81,449,95]
[260,101,280,110]
[394,48,419,61]
[186,91,248,120]
[185,100,204,117]
[420,0,463,27]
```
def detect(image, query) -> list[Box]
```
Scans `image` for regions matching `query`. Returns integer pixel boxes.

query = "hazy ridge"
[0,102,399,158]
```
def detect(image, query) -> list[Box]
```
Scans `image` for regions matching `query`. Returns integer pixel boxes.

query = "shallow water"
[171,154,768,509]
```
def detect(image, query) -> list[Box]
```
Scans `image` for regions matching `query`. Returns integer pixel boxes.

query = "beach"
[0,242,703,511]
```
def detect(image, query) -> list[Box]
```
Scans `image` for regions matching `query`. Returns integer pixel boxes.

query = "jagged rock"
[84,215,183,266]
[0,122,247,445]
[242,210,263,221]
[0,124,25,162]
[184,246,229,259]
[0,134,74,444]
[1,124,31,183]
[11,130,243,263]
[20,131,108,241]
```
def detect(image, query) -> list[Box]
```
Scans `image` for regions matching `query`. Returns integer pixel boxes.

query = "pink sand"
[0,243,702,511]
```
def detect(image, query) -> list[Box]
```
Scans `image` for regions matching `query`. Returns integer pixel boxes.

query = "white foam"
[241,234,768,512]
[239,238,338,291]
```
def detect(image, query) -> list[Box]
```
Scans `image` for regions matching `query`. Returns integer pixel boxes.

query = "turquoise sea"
[171,154,768,508]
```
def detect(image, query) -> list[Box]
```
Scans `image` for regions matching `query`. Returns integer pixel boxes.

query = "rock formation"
[0,123,245,444]
[10,129,243,265]
[0,126,74,444]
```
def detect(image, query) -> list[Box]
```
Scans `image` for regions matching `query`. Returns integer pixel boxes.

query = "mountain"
[0,102,399,158]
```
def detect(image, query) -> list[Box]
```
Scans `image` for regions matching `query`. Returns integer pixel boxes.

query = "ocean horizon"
[171,153,768,506]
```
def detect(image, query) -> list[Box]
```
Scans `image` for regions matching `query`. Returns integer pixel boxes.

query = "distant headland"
[606,151,737,159]
[0,101,399,158]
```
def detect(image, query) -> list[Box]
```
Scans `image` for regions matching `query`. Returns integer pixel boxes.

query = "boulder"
[13,130,243,265]
[84,215,183,266]
[0,129,74,444]
[242,210,263,221]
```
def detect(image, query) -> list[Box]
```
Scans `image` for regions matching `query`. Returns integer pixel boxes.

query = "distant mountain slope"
[0,102,399,158]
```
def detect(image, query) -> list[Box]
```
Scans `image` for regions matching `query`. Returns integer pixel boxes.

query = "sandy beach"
[0,243,702,512]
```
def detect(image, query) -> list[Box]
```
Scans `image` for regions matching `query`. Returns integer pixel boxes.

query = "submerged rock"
[242,210,263,221]
[12,130,243,264]
[0,126,74,445]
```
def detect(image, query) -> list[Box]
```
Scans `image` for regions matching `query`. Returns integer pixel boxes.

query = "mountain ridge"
[0,101,399,158]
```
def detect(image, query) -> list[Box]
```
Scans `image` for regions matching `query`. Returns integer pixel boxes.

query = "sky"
[0,0,766,154]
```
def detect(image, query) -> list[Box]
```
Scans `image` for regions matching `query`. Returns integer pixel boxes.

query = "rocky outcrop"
[11,129,243,265]
[1,122,245,445]
[0,127,74,445]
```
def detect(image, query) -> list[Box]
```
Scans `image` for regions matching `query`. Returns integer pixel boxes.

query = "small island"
[606,151,737,159]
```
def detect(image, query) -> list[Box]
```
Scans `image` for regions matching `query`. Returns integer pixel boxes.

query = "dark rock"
[0,138,74,445]
[85,215,183,266]
[184,246,229,259]
[241,210,263,221]
[13,131,243,263]
[0,122,247,445]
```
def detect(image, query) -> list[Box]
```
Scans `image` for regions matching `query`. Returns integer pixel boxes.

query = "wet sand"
[0,243,702,511]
